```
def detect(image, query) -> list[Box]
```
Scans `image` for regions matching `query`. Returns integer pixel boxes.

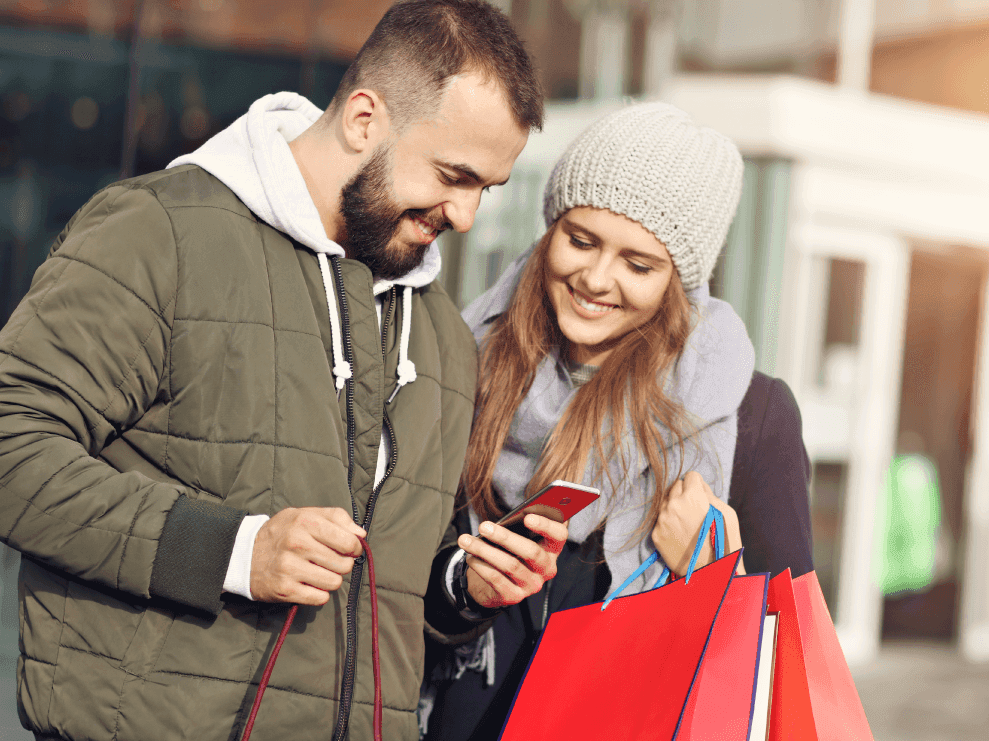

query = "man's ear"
[340,89,391,153]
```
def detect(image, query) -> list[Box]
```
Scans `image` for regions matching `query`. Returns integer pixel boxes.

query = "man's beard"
[339,144,442,281]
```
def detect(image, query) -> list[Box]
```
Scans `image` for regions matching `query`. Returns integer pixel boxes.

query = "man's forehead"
[401,74,527,182]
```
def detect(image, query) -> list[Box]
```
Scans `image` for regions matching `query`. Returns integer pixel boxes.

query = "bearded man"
[0,2,567,739]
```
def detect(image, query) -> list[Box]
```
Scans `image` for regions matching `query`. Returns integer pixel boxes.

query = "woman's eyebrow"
[621,247,668,264]
[560,217,601,242]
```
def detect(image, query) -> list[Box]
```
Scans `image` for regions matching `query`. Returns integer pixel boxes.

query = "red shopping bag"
[767,570,873,741]
[498,551,740,741]
[678,572,769,741]
[501,505,766,741]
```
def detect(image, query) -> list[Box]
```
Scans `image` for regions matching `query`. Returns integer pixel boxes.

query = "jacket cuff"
[149,496,247,615]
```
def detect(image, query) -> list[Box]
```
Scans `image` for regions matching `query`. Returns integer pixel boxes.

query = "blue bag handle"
[601,504,725,611]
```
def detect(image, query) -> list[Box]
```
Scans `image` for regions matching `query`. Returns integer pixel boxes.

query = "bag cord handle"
[240,535,382,741]
[601,505,725,611]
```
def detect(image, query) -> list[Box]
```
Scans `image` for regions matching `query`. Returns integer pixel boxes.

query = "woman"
[421,102,809,740]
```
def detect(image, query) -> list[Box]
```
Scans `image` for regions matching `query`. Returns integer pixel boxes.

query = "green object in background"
[880,454,941,595]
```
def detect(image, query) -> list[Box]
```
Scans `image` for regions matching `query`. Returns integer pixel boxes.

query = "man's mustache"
[406,208,450,234]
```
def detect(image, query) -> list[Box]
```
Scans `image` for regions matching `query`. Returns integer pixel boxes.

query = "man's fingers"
[303,510,364,558]
[326,507,367,538]
[301,541,357,578]
[275,580,334,606]
[251,507,367,603]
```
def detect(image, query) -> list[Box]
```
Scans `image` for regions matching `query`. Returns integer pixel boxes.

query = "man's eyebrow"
[438,161,510,187]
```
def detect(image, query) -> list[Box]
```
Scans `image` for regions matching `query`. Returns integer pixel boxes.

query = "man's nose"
[443,189,481,234]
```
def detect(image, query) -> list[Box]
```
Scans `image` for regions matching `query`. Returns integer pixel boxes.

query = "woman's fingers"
[465,556,529,607]
[456,518,567,608]
[653,472,714,574]
[521,514,568,555]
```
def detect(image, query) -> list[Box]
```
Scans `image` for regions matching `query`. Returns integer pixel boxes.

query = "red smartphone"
[488,480,601,542]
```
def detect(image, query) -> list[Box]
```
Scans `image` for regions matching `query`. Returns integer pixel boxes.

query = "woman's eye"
[569,235,591,249]
[629,262,652,274]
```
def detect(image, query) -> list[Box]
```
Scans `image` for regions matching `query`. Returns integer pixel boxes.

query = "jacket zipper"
[332,281,400,741]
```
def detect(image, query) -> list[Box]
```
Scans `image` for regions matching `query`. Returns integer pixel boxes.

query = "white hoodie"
[169,92,442,598]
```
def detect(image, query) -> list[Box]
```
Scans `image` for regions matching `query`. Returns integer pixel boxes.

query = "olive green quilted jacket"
[0,165,477,740]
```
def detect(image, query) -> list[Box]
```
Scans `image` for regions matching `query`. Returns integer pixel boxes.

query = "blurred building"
[447,0,989,671]
[2,0,989,737]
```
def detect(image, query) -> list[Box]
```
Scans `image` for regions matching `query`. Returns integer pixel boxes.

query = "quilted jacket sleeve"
[0,183,243,614]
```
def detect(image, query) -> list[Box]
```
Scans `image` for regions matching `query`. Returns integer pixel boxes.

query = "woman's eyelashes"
[568,234,653,273]
[628,261,652,275]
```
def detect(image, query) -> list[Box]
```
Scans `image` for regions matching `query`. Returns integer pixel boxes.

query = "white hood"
[168,91,442,295]
[170,92,432,400]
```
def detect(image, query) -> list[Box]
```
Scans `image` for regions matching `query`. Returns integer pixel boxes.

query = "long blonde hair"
[461,221,694,530]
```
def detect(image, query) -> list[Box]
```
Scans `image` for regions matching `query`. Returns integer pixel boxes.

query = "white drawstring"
[387,285,417,403]
[317,253,352,397]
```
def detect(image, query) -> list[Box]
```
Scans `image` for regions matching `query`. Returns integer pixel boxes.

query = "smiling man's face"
[339,71,529,280]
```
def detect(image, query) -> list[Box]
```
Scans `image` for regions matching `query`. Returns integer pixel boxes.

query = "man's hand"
[651,471,745,576]
[251,507,366,605]
[458,514,567,609]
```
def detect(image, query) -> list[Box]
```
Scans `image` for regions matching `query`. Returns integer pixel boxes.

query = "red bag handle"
[240,535,381,741]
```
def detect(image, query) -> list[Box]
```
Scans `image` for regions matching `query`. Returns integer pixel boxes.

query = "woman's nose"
[581,254,614,294]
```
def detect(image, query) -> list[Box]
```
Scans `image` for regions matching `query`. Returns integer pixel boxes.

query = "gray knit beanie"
[543,102,744,291]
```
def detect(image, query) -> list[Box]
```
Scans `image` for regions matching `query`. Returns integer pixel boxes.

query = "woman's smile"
[567,285,619,315]
[545,207,674,365]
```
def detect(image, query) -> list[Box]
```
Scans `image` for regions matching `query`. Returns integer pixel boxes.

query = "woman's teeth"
[572,290,615,313]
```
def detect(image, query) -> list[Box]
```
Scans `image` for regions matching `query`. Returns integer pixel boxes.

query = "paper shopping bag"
[498,551,741,741]
[767,570,873,741]
[678,572,770,741]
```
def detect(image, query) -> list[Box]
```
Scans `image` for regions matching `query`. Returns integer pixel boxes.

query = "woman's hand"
[651,471,745,576]
[457,514,568,609]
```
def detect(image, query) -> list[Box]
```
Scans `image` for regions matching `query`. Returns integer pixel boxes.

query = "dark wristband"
[453,555,501,617]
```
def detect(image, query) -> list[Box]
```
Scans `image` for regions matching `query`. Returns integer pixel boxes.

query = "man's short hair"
[329,0,544,133]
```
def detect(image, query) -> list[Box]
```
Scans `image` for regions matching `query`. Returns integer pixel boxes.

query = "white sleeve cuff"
[222,514,269,600]
[444,548,466,604]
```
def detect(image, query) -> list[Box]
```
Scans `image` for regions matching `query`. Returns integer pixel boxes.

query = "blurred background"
[1,0,988,738]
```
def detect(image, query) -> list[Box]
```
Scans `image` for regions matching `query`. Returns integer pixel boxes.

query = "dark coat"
[423,371,814,741]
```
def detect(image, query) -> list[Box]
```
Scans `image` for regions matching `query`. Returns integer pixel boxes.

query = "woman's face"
[545,206,675,366]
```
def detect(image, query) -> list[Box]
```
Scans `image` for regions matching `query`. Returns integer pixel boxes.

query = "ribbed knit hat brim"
[543,102,744,290]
